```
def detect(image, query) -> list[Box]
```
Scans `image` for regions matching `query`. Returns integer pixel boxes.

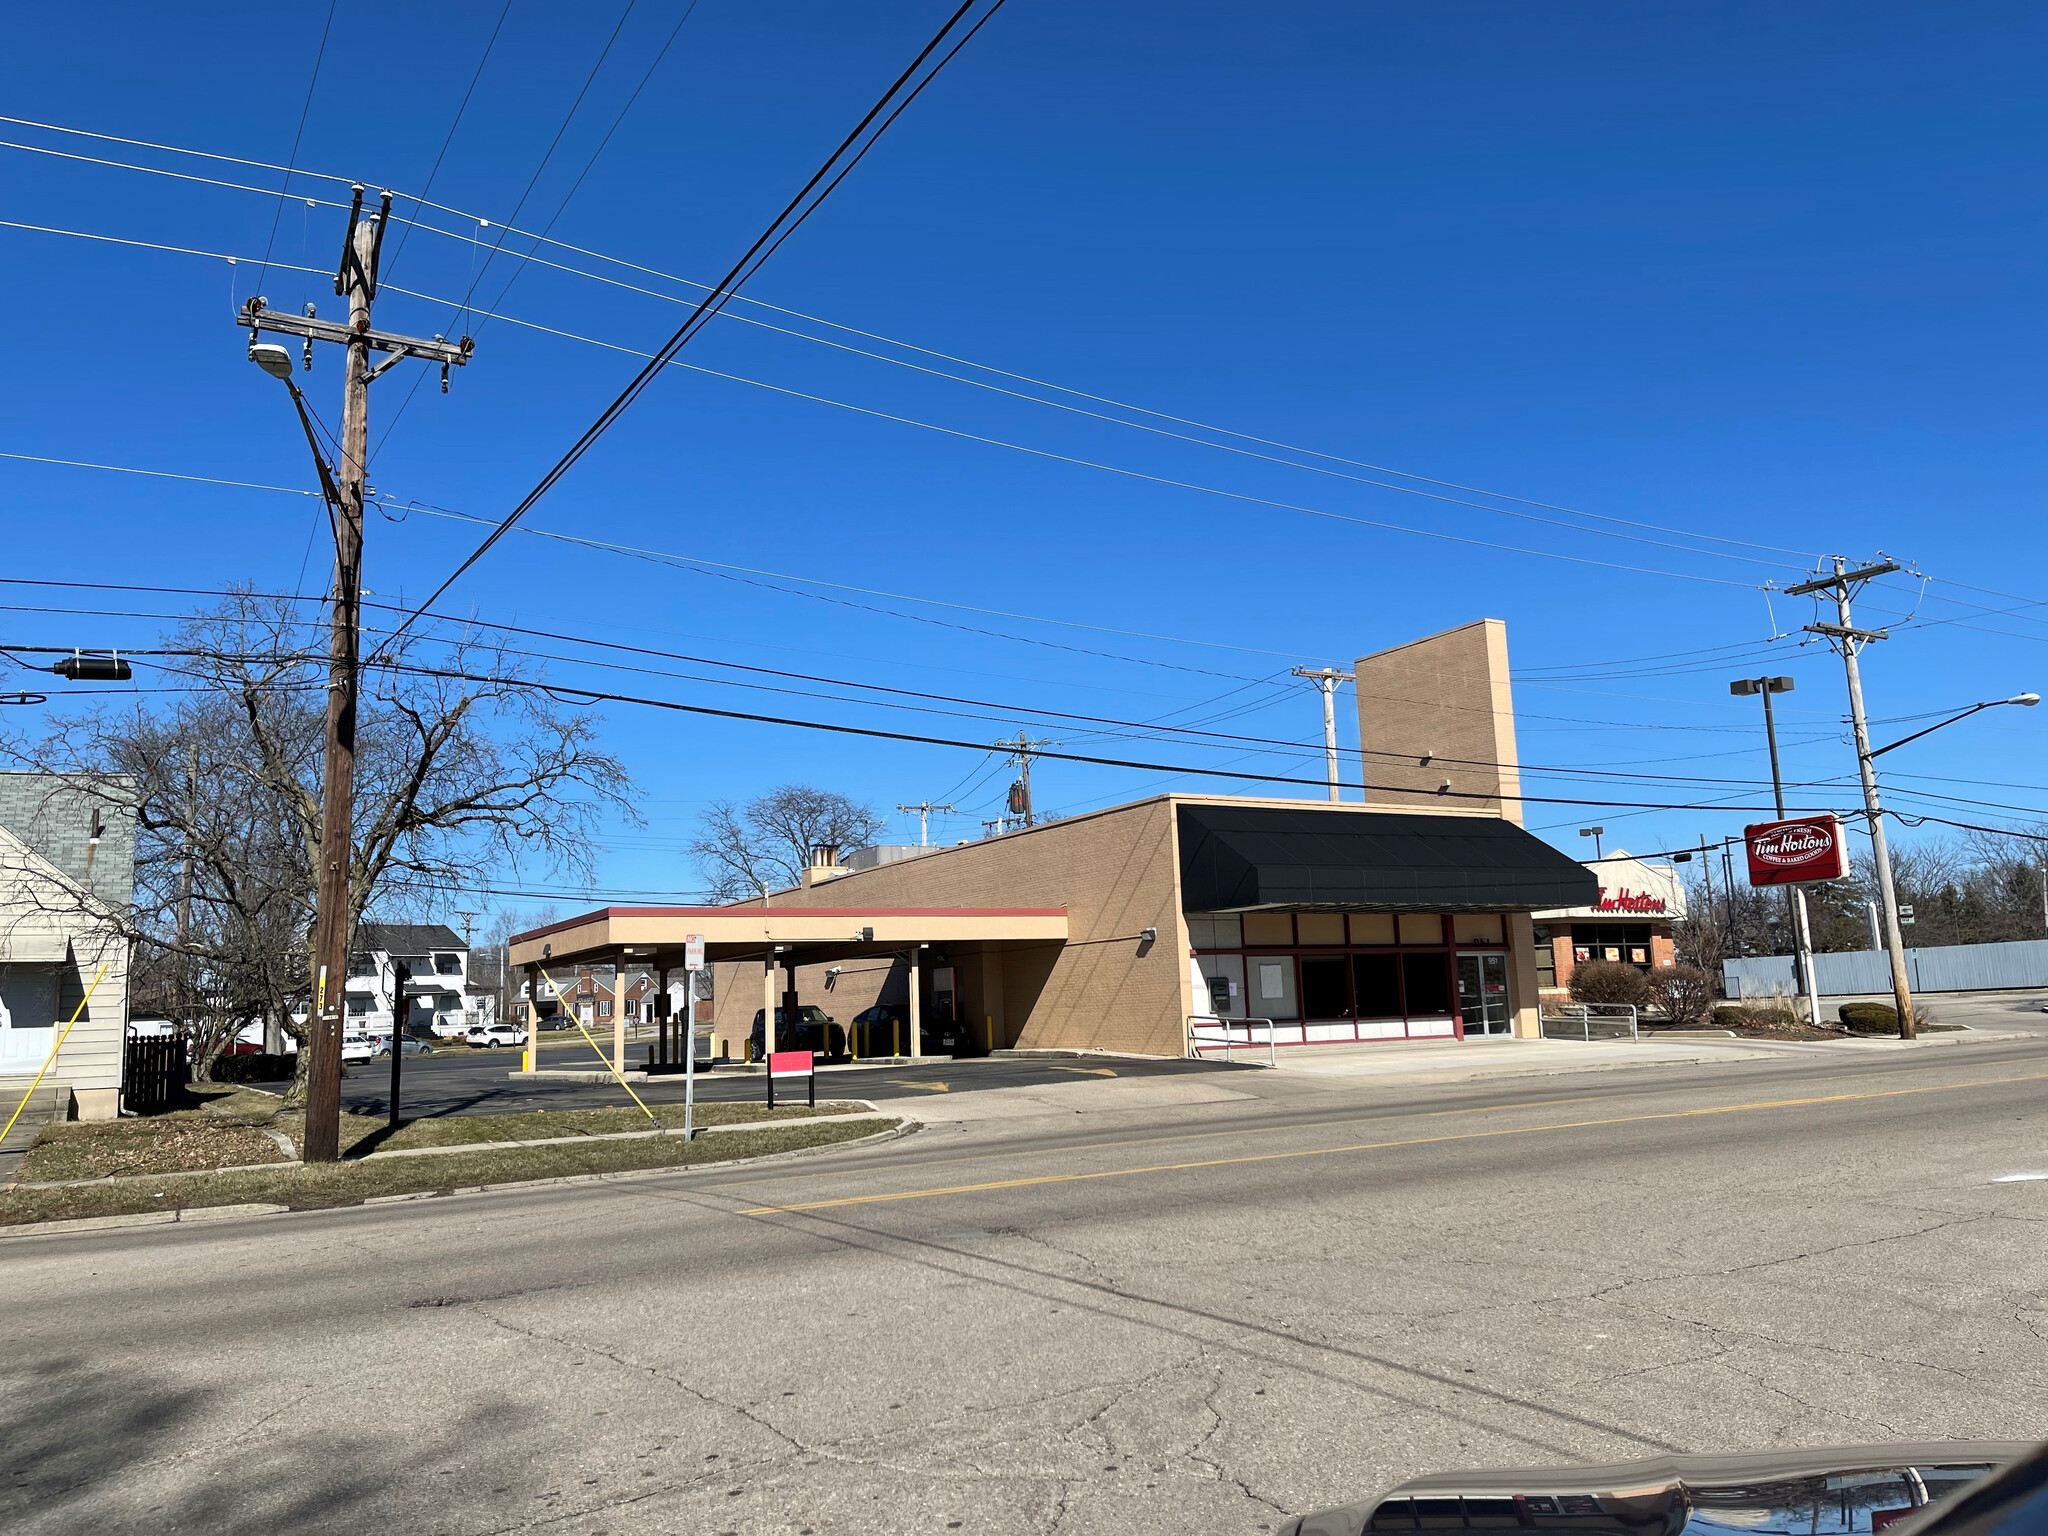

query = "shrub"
[1838,1003,1900,1036]
[1712,1004,1797,1032]
[1568,959,1654,1009]
[1647,964,1713,1026]
[206,1052,298,1083]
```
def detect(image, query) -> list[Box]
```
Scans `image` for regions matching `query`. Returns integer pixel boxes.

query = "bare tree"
[689,785,886,902]
[3,593,634,1089]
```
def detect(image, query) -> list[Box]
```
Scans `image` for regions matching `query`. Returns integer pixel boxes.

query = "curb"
[357,1118,920,1207]
[0,1119,916,1241]
[356,1109,890,1161]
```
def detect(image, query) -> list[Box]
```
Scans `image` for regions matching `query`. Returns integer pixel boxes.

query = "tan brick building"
[509,619,1600,1061]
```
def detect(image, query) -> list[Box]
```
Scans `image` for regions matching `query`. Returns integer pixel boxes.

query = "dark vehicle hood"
[1285,1441,2038,1536]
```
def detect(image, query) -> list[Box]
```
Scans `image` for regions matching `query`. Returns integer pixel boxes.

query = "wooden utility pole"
[1290,667,1354,801]
[303,213,376,1162]
[238,185,473,1161]
[997,731,1054,827]
[1788,557,1916,1039]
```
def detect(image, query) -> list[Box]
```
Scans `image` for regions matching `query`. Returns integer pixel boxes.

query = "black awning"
[1177,804,1600,913]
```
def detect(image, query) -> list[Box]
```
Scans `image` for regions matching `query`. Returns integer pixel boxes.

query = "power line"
[5,151,1824,578]
[445,1,640,336]
[476,0,701,329]
[376,0,705,459]
[378,0,517,282]
[375,0,1010,657]
[371,286,1769,590]
[4,602,1951,803]
[346,654,1835,816]
[254,0,339,290]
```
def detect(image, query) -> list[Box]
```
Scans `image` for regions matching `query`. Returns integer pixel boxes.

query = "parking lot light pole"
[1730,676,1821,1024]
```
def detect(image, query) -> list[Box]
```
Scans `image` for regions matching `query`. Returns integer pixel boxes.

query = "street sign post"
[683,934,705,1138]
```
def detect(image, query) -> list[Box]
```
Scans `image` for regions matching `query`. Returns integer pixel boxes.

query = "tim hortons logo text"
[1593,887,1667,913]
[1751,823,1835,866]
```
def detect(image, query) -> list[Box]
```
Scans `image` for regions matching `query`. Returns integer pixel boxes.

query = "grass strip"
[1,1118,898,1226]
[333,1100,865,1155]
[23,1120,290,1181]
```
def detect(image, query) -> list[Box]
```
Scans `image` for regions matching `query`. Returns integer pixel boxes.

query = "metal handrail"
[1187,1015,1277,1067]
[1541,1002,1639,1041]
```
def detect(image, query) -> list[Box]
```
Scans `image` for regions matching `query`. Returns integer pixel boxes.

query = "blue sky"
[3,1,2044,916]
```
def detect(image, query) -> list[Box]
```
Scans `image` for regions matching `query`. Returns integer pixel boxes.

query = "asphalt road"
[8,1041,2047,1535]
[332,1045,1245,1119]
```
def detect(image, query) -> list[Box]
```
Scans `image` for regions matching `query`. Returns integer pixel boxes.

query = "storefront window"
[1401,951,1452,1015]
[1532,924,1556,988]
[1188,910,1501,1044]
[1352,953,1401,1017]
[1571,923,1655,972]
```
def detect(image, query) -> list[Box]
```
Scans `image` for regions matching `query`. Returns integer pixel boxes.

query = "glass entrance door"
[1455,953,1511,1037]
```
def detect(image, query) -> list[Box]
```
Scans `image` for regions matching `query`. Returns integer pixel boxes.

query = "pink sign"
[767,1049,815,1079]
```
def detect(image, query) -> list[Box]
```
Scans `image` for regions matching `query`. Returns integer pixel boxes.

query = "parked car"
[340,1034,377,1063]
[468,1023,528,1049]
[374,1036,434,1058]
[748,1005,844,1060]
[849,1003,971,1057]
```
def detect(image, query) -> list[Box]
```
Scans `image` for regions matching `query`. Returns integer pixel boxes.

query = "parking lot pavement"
[324,1046,1257,1120]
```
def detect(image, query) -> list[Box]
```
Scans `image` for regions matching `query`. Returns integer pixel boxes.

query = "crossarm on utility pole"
[238,301,474,369]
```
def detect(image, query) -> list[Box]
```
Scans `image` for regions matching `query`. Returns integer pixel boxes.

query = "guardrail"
[1539,1003,1639,1041]
[1186,1015,1278,1067]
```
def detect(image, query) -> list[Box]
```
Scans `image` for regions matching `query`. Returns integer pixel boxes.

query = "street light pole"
[1731,675,1820,1026]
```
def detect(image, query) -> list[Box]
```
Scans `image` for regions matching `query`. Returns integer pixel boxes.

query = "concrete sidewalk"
[1261,1034,1790,1083]
[1251,1023,2044,1085]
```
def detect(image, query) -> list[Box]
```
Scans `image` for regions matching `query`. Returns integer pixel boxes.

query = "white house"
[293,923,493,1040]
[0,773,134,1120]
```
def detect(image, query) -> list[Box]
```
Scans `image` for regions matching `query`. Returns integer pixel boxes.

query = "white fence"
[1724,938,2048,999]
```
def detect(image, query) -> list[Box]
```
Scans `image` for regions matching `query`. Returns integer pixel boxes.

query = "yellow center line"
[737,1068,2048,1216]
[715,1089,1631,1194]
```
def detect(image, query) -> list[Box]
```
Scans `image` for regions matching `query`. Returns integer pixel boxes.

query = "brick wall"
[712,798,1189,1056]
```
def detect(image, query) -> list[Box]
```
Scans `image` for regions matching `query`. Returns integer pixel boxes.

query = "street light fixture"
[1578,826,1604,860]
[1867,693,2039,759]
[250,342,295,381]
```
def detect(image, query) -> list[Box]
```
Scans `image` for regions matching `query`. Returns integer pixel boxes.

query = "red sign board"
[767,1049,815,1079]
[1745,815,1848,886]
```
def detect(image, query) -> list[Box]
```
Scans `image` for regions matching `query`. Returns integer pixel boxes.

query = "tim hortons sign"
[1594,887,1668,913]
[1745,814,1848,886]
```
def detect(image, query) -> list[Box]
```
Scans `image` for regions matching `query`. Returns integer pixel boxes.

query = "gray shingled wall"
[0,772,136,912]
